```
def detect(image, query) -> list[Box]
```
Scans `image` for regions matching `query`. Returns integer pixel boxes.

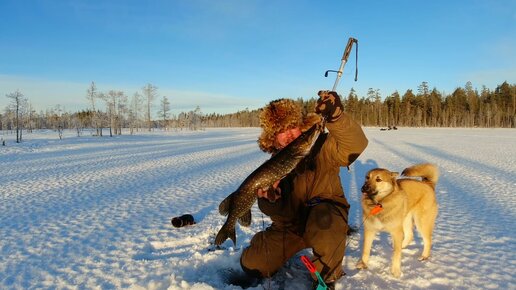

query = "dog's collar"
[363,192,383,216]
[370,203,383,215]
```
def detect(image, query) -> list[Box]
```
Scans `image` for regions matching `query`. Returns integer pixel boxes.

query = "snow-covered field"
[1,127,515,289]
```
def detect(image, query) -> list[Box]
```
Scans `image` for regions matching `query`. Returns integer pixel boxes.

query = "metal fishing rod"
[324,37,358,91]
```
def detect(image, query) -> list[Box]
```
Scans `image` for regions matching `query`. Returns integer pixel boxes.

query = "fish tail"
[214,223,236,246]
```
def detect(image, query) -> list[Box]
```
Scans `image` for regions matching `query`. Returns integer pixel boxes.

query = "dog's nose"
[361,184,369,193]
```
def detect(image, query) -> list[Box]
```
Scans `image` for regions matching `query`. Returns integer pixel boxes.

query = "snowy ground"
[1,127,515,290]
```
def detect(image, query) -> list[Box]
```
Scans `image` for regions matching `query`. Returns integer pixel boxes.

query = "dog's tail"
[401,163,439,189]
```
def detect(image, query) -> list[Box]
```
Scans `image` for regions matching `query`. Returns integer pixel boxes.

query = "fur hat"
[258,98,322,153]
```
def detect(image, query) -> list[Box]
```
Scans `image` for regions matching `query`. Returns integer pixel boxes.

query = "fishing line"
[261,212,272,290]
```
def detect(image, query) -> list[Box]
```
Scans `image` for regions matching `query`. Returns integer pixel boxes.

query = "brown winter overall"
[240,113,368,283]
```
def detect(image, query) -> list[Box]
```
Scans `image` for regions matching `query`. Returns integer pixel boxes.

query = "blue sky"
[1,0,515,115]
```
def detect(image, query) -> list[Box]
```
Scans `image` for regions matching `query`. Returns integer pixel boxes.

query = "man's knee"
[312,203,334,230]
[304,202,348,245]
[240,231,279,278]
[240,252,264,278]
[240,229,305,278]
[240,246,275,278]
[309,202,348,227]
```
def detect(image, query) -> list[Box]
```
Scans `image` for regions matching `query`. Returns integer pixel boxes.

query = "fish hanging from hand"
[214,121,325,246]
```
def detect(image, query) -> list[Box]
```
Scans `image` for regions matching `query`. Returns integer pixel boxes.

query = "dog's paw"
[391,266,402,278]
[418,255,429,261]
[356,260,368,270]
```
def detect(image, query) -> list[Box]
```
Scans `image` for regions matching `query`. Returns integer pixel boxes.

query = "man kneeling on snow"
[237,91,368,289]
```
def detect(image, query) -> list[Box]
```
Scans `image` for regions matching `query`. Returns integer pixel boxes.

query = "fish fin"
[214,223,237,246]
[238,210,252,227]
[218,192,235,216]
[230,230,236,246]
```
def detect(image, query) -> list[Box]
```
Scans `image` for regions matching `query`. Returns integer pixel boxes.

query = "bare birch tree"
[6,90,27,143]
[102,90,118,137]
[188,106,203,130]
[86,81,101,136]
[158,96,171,130]
[129,92,143,134]
[96,92,106,136]
[142,83,157,131]
[116,91,127,135]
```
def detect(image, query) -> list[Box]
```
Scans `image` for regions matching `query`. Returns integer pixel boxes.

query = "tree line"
[2,80,514,143]
[348,81,515,128]
[199,81,515,128]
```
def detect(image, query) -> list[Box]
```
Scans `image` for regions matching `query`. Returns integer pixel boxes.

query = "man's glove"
[316,90,343,122]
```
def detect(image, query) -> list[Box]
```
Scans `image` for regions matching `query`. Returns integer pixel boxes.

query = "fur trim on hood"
[258,98,322,153]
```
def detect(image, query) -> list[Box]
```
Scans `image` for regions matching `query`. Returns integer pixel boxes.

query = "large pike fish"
[215,122,324,246]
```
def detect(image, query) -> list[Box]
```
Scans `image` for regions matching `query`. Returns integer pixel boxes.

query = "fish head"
[285,121,323,156]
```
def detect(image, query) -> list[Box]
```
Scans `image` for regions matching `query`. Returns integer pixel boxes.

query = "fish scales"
[215,122,323,246]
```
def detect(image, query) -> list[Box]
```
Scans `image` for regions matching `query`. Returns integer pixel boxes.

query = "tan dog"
[356,163,439,277]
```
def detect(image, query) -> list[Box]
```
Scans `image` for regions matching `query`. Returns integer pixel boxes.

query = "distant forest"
[2,81,515,142]
[209,81,515,129]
